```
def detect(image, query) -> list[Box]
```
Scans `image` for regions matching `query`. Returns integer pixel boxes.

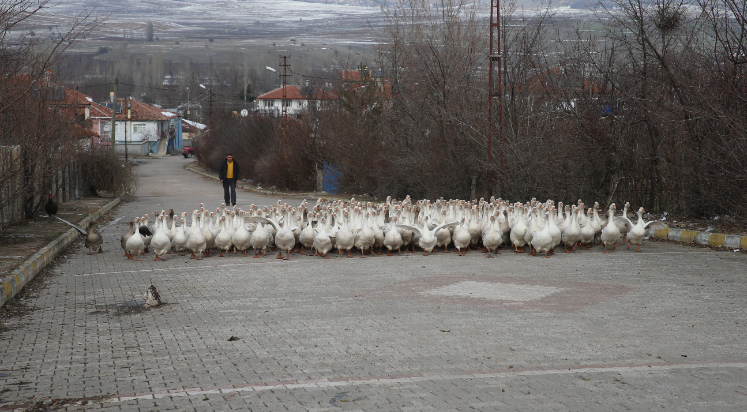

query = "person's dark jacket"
[218,160,241,181]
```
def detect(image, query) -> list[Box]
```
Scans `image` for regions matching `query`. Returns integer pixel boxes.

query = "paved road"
[1,155,746,411]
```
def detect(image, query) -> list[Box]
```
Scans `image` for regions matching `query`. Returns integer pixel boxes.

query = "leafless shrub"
[79,149,137,196]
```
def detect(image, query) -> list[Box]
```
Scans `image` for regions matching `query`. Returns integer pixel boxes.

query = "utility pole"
[489,0,503,196]
[279,55,291,158]
[208,87,213,140]
[279,55,291,119]
[125,94,131,161]
[110,78,118,155]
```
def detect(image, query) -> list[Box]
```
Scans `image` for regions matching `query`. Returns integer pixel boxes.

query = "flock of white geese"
[120,196,667,261]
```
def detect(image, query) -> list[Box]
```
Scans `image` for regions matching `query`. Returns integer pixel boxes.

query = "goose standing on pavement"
[126,218,146,261]
[187,211,207,260]
[151,216,172,261]
[121,220,135,257]
[622,207,667,252]
[173,217,188,255]
[398,217,459,256]
[600,204,622,253]
[215,217,234,257]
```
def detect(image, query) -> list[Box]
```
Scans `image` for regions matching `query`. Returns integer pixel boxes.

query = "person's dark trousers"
[223,178,237,205]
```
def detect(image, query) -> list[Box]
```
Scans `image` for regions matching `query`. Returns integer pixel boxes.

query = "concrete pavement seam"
[0,198,121,307]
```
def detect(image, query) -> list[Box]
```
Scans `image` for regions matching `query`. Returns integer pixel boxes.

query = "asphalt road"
[1,155,746,411]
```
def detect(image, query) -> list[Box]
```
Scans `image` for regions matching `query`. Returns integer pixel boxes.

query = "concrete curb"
[1,198,121,308]
[649,227,747,249]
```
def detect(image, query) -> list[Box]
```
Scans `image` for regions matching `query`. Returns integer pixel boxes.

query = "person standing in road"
[219,153,240,206]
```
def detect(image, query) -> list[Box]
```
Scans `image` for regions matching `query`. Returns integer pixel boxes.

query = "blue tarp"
[322,163,341,194]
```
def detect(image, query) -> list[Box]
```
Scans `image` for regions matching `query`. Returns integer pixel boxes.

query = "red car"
[182,146,196,158]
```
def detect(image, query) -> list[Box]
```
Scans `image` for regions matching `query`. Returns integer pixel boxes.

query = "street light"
[265,66,277,73]
[199,84,211,139]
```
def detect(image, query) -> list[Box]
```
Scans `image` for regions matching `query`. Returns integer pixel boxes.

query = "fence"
[0,145,85,229]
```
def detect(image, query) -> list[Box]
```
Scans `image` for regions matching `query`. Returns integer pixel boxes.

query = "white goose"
[561,206,581,253]
[531,212,554,258]
[126,218,146,261]
[173,217,189,255]
[250,221,271,258]
[382,217,403,256]
[622,207,667,252]
[398,217,459,256]
[231,212,251,255]
[335,211,355,257]
[151,216,172,261]
[482,214,503,258]
[201,210,215,257]
[353,212,375,257]
[452,217,472,256]
[187,211,207,260]
[313,216,334,258]
[578,208,596,249]
[215,217,234,257]
[600,204,622,253]
[509,206,528,253]
[299,212,316,255]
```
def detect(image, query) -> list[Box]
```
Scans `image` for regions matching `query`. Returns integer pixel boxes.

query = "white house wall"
[113,120,166,143]
[258,99,307,115]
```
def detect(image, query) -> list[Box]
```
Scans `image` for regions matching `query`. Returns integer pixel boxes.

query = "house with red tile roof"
[47,87,113,149]
[90,97,183,155]
[255,85,337,116]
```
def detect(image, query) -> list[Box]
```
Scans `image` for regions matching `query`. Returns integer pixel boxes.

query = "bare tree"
[0,0,102,223]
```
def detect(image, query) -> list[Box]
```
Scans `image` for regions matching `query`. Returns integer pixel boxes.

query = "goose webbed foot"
[98,247,103,253]
[276,252,284,259]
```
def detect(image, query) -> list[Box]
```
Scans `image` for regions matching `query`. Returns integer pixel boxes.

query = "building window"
[263,100,273,108]
[283,100,292,108]
[133,123,146,134]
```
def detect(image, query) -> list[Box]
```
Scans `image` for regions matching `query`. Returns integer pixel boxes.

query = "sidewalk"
[0,197,121,307]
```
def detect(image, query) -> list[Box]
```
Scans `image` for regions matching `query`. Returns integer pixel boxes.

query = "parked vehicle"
[183,146,196,158]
